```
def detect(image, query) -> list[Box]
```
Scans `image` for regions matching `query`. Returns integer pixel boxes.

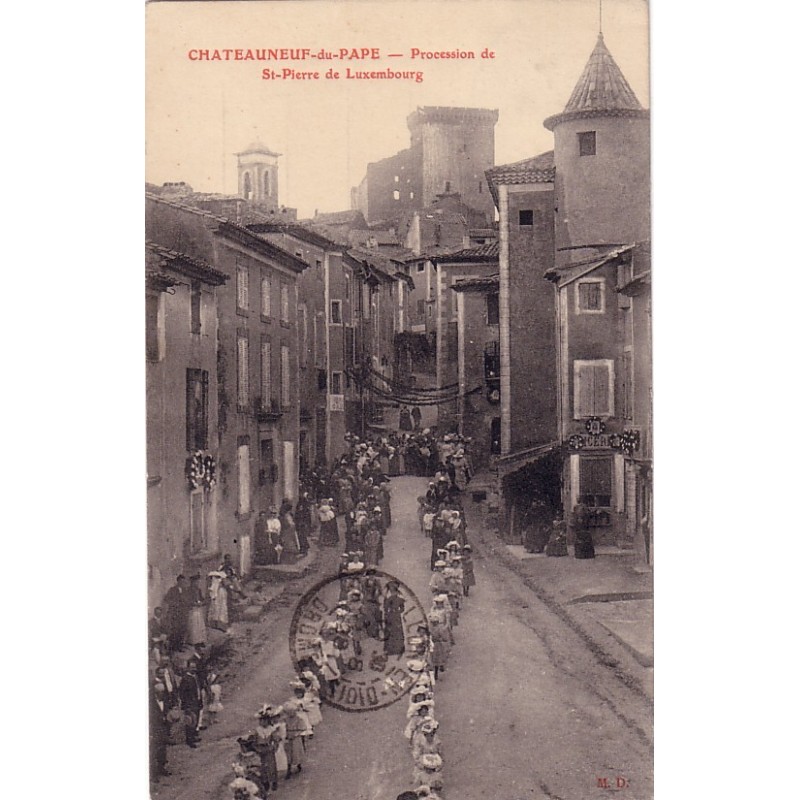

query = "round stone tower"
[544,34,649,252]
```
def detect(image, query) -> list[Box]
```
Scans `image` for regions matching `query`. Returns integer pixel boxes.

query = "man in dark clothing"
[178,660,204,747]
[162,575,192,651]
[150,683,171,780]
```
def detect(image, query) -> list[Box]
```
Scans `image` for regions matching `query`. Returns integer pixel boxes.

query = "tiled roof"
[146,193,309,273]
[246,221,337,250]
[544,34,647,130]
[431,241,499,263]
[145,241,229,286]
[451,273,500,292]
[486,151,555,185]
[543,244,635,285]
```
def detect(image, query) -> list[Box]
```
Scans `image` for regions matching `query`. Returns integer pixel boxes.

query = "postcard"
[146,2,652,799]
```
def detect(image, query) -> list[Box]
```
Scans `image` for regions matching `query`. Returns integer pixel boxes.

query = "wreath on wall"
[187,451,217,491]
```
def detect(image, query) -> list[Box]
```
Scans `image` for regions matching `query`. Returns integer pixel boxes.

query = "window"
[190,490,207,552]
[331,371,343,395]
[578,131,596,156]
[261,340,272,408]
[579,457,613,508]
[330,300,342,324]
[416,263,425,273]
[186,368,209,451]
[146,293,162,362]
[237,440,251,516]
[574,359,614,418]
[409,192,414,200]
[280,344,291,407]
[191,281,202,334]
[280,282,290,324]
[317,369,327,392]
[417,299,426,315]
[490,417,501,454]
[576,279,605,313]
[237,333,250,408]
[261,275,272,318]
[478,181,482,194]
[519,209,533,226]
[236,265,249,311]
[243,172,252,199]
[486,293,499,325]
[264,171,270,196]
[445,181,451,193]
[484,341,500,382]
[394,175,399,183]
[393,190,400,201]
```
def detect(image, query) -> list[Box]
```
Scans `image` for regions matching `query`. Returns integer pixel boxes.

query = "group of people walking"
[230,670,324,798]
[393,433,478,799]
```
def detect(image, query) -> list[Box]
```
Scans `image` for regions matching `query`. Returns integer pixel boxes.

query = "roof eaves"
[215,221,310,272]
[146,241,229,286]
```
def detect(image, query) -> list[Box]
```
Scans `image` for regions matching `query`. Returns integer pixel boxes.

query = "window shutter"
[186,369,196,451]
[281,344,291,407]
[261,341,272,407]
[200,370,209,449]
[238,335,249,407]
[237,444,250,515]
[593,363,609,416]
[577,363,594,417]
[237,267,249,310]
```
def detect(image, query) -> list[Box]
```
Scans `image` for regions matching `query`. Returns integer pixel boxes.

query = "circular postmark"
[289,569,428,713]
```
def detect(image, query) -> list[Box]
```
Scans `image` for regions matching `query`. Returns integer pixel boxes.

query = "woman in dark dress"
[294,493,312,555]
[399,404,413,432]
[572,502,596,559]
[383,581,406,656]
[318,499,340,547]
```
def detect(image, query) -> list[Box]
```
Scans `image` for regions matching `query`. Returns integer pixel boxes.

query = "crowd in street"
[149,424,478,798]
[148,554,246,781]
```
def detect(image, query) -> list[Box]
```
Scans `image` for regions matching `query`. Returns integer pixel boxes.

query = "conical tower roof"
[544,34,647,130]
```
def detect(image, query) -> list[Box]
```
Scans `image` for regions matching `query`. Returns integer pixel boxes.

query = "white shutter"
[238,336,249,406]
[237,444,250,515]
[261,341,272,405]
[237,267,249,310]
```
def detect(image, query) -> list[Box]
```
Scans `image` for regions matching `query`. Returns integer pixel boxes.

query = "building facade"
[146,242,228,610]
[542,34,651,551]
[146,195,308,581]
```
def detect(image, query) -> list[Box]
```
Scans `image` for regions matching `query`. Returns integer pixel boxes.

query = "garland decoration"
[187,450,217,491]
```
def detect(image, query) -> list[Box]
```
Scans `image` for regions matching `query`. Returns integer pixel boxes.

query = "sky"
[146,0,649,219]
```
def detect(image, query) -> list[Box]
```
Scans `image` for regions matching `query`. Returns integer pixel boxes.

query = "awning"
[496,441,560,477]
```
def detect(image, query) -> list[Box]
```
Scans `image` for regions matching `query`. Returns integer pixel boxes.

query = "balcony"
[255,396,283,423]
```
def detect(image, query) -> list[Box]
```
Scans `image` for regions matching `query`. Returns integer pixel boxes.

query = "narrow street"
[154,475,653,800]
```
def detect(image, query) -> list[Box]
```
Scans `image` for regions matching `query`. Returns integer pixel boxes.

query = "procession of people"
[150,419,478,798]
